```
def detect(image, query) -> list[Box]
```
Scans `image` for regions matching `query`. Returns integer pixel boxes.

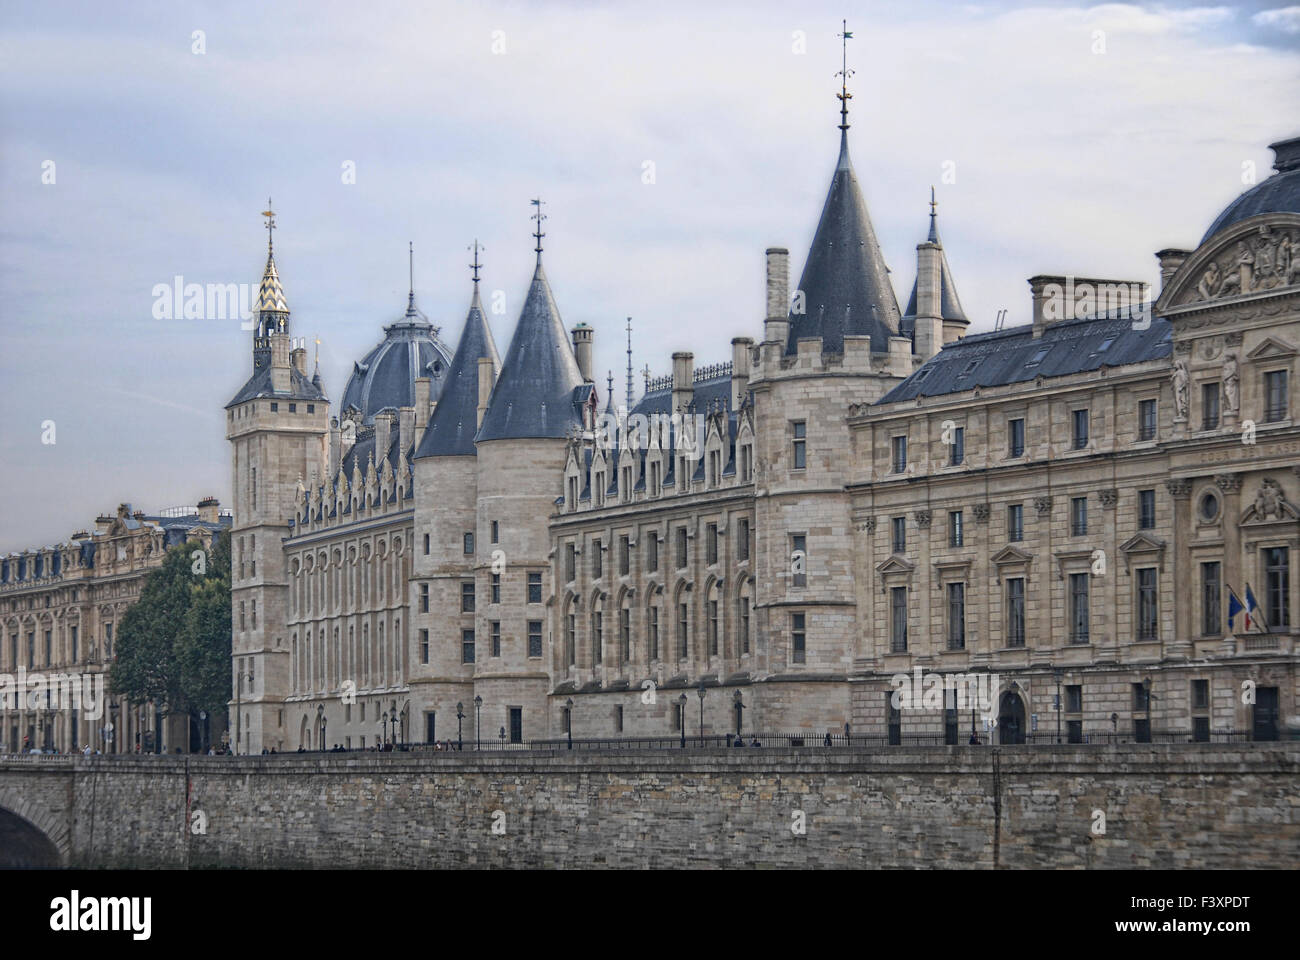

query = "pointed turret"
[902,188,969,358]
[414,275,501,458]
[786,51,901,355]
[475,212,584,442]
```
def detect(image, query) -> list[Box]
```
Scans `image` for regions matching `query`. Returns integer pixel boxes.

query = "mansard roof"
[879,307,1171,405]
[475,262,585,442]
[414,283,501,458]
[786,131,902,354]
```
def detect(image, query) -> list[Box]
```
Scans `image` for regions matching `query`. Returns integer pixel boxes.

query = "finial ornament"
[468,239,484,283]
[408,241,415,310]
[531,198,547,263]
[836,20,854,132]
[626,317,634,409]
[262,197,276,254]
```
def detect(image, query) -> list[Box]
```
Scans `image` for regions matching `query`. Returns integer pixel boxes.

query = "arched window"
[619,592,632,666]
[706,581,721,658]
[591,596,603,666]
[565,598,577,667]
[736,579,753,657]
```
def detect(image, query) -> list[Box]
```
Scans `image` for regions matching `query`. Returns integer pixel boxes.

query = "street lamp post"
[474,695,482,750]
[382,710,390,748]
[697,683,706,747]
[316,704,325,752]
[678,694,687,749]
[733,690,744,737]
[499,726,506,748]
[456,702,464,752]
[566,698,574,750]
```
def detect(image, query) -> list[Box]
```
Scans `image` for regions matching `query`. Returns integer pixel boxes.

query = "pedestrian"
[83,744,92,757]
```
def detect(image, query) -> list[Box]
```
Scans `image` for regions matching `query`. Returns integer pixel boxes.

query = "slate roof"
[786,131,902,354]
[902,209,968,327]
[476,261,585,442]
[878,306,1171,405]
[226,362,327,407]
[340,299,453,425]
[414,283,501,458]
[1201,136,1300,244]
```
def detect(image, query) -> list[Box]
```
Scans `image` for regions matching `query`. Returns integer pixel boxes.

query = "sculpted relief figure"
[1189,229,1300,303]
[1254,479,1284,520]
[1223,354,1240,416]
[1171,360,1189,420]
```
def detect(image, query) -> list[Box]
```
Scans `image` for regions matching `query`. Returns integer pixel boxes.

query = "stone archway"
[0,789,66,867]
[998,691,1026,745]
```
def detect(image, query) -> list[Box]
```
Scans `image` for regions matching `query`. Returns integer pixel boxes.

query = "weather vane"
[531,198,547,263]
[261,197,276,253]
[837,20,854,132]
[468,239,484,283]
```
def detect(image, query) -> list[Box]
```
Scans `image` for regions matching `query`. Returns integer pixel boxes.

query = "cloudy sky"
[1,0,1297,551]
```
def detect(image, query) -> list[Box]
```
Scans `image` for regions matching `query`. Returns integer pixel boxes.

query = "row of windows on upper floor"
[1,622,109,671]
[879,546,1291,653]
[865,370,1290,474]
[560,519,752,584]
[229,401,318,420]
[568,444,755,513]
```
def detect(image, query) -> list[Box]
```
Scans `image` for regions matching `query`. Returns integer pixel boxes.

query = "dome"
[341,304,453,425]
[1201,136,1300,244]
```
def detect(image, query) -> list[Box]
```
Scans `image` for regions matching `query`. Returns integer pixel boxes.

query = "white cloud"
[1252,6,1300,33]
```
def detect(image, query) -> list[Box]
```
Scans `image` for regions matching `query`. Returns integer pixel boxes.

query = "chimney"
[290,339,307,376]
[1155,249,1191,293]
[328,417,341,480]
[374,409,394,466]
[763,248,790,346]
[672,351,694,414]
[197,497,220,524]
[398,405,415,461]
[95,514,112,534]
[730,337,753,410]
[271,331,292,392]
[477,356,495,429]
[913,242,944,360]
[414,377,432,434]
[571,324,594,382]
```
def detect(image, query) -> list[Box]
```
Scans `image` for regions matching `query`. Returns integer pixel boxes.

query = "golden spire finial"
[261,197,276,254]
[836,20,854,132]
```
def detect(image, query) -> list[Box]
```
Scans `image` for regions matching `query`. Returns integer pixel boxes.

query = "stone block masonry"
[0,744,1294,869]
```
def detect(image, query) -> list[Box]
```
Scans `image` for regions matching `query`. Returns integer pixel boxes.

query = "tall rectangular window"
[791,612,806,663]
[619,536,630,575]
[490,520,499,544]
[1066,685,1083,713]
[620,608,631,662]
[424,533,430,555]
[70,625,78,662]
[490,621,501,658]
[1071,496,1088,536]
[947,583,965,650]
[1072,409,1089,449]
[792,421,806,470]
[1138,489,1156,530]
[527,621,542,658]
[1069,573,1089,643]
[1202,381,1220,430]
[677,603,688,659]
[706,524,718,566]
[707,598,718,656]
[528,572,542,604]
[1201,561,1221,636]
[649,606,659,661]
[1138,399,1157,440]
[566,613,576,665]
[461,582,475,613]
[461,629,475,664]
[1264,547,1290,628]
[740,598,750,654]
[490,573,501,604]
[892,435,907,473]
[419,583,429,613]
[419,629,429,664]
[593,539,602,579]
[1264,370,1289,422]
[463,532,474,555]
[1006,578,1025,647]
[890,586,908,652]
[647,534,658,572]
[1191,678,1209,711]
[676,528,687,569]
[791,535,807,587]
[565,543,576,582]
[950,426,964,466]
[737,518,750,562]
[891,516,906,554]
[1008,418,1025,457]
[1007,504,1024,542]
[949,511,963,548]
[592,611,602,664]
[1137,567,1158,640]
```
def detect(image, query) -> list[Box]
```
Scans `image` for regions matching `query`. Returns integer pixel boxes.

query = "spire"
[902,189,969,329]
[625,317,634,409]
[475,210,584,443]
[928,185,939,243]
[406,241,416,314]
[255,198,289,318]
[414,258,502,458]
[530,198,547,265]
[785,38,901,356]
[836,20,854,134]
[605,370,616,415]
[469,238,483,284]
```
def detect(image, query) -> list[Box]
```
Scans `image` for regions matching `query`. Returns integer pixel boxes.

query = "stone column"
[1216,473,1243,651]
[1166,479,1194,659]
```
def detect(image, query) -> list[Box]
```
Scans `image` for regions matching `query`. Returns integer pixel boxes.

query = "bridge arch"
[0,787,66,867]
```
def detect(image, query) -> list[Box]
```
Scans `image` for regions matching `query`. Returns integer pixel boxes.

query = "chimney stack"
[571,324,594,382]
[197,497,219,524]
[414,377,432,432]
[398,406,415,463]
[1155,249,1191,293]
[730,337,753,410]
[672,352,694,414]
[1028,274,1149,339]
[374,409,395,467]
[290,339,307,376]
[270,331,292,392]
[764,248,790,346]
[913,242,944,360]
[477,356,495,429]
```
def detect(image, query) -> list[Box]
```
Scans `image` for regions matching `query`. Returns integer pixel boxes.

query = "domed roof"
[1202,136,1300,244]
[341,298,453,425]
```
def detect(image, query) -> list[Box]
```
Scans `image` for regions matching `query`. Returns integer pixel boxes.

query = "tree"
[110,530,231,749]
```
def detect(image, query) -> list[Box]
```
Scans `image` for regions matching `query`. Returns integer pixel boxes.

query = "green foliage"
[110,530,231,722]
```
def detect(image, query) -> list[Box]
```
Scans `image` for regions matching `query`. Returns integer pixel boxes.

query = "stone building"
[0,500,230,753]
[226,79,1299,749]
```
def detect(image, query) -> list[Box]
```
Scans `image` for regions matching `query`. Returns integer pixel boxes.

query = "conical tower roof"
[476,261,584,441]
[414,282,501,458]
[902,197,968,328]
[255,253,289,315]
[787,131,901,354]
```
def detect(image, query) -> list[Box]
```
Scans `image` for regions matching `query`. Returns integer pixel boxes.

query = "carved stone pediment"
[1119,532,1167,573]
[1244,335,1298,362]
[1241,478,1298,525]
[1053,548,1099,580]
[1158,215,1300,313]
[991,545,1033,567]
[876,555,916,576]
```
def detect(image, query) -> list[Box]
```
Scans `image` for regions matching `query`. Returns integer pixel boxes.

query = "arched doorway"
[299,714,309,750]
[0,808,60,868]
[998,691,1026,745]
